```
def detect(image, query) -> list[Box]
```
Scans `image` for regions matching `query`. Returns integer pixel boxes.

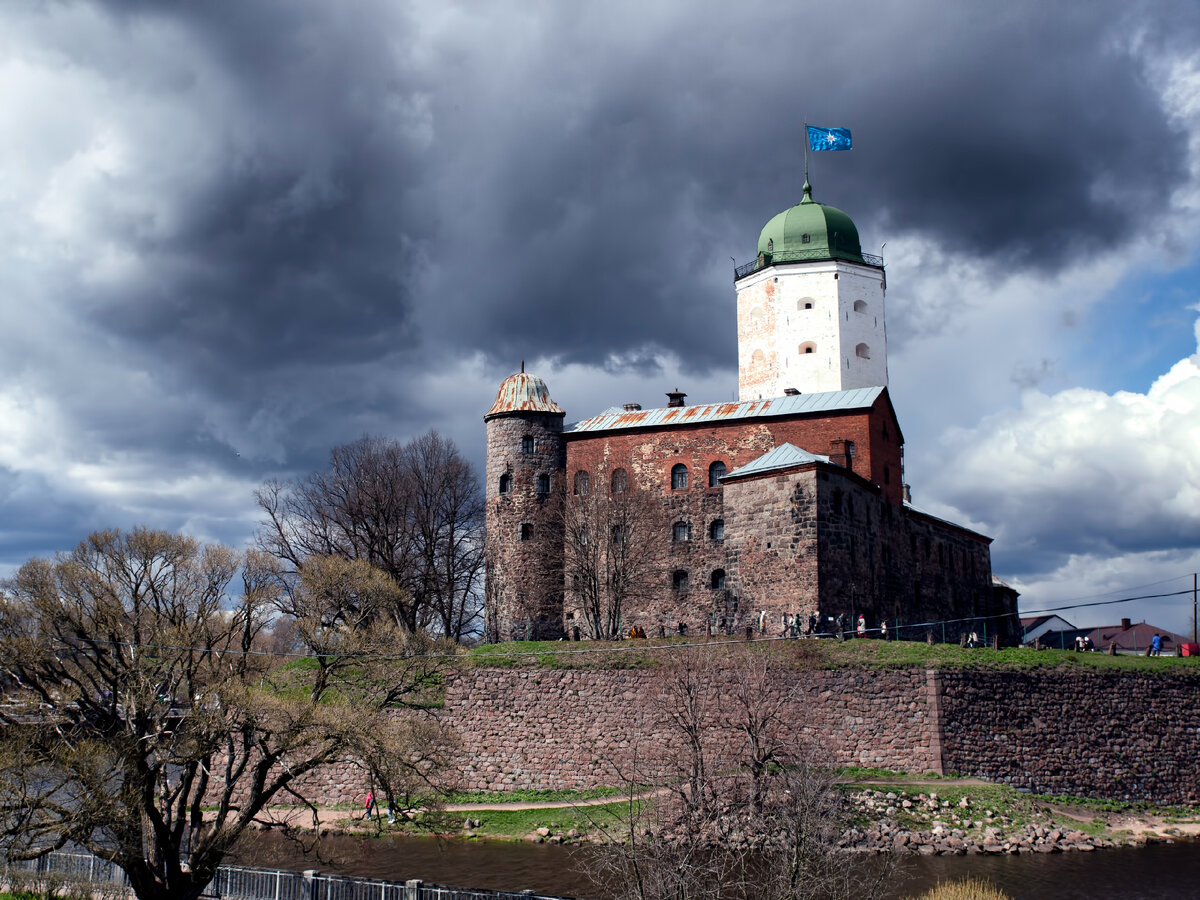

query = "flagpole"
[803,121,809,189]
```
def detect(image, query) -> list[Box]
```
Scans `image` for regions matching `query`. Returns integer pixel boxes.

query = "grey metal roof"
[565,386,884,434]
[725,443,830,480]
[902,501,992,542]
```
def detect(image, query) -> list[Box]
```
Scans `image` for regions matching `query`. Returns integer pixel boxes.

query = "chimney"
[1121,618,1132,631]
[902,484,912,504]
[783,387,801,396]
[666,390,687,408]
[828,438,855,472]
[622,402,642,412]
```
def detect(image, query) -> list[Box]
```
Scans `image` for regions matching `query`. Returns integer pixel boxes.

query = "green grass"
[463,636,1200,673]
[387,800,634,840]
[443,786,624,805]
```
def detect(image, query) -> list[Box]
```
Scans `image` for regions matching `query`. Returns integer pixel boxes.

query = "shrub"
[907,878,1012,900]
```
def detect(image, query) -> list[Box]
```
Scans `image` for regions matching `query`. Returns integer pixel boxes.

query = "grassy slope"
[463,636,1200,673]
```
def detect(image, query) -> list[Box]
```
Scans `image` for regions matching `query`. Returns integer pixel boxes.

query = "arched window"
[751,349,765,365]
[499,473,512,494]
[799,342,816,355]
[672,570,689,593]
[521,435,534,455]
[855,342,870,359]
[573,470,590,496]
[710,569,726,590]
[520,523,532,541]
[853,299,868,313]
[611,468,628,493]
[798,297,814,311]
[708,461,726,487]
[709,519,724,541]
[671,464,689,491]
[673,521,691,542]
[536,473,550,496]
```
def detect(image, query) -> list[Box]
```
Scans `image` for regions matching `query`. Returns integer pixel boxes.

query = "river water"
[233,830,1200,899]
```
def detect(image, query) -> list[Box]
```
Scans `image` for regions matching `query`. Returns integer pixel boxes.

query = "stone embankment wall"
[443,666,940,791]
[442,664,1200,805]
[244,663,1200,808]
[938,669,1200,805]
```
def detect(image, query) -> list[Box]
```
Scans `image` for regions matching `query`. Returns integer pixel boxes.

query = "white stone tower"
[735,181,887,400]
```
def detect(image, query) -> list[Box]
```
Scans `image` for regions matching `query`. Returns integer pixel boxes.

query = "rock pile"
[841,789,1116,855]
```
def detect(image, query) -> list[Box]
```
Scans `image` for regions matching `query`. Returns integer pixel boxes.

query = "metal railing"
[1,850,581,900]
[733,247,884,280]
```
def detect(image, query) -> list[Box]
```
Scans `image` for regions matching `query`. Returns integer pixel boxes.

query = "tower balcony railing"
[734,247,884,281]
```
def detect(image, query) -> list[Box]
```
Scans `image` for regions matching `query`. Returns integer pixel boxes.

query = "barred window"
[709,519,725,541]
[611,468,628,493]
[708,461,726,487]
[673,522,691,542]
[573,470,590,496]
[671,464,689,491]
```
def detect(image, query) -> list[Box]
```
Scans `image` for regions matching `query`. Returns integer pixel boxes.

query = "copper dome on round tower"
[485,370,564,419]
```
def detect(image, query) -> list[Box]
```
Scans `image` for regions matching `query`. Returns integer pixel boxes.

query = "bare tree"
[562,485,662,640]
[256,431,484,640]
[405,432,486,640]
[0,529,455,900]
[589,645,889,900]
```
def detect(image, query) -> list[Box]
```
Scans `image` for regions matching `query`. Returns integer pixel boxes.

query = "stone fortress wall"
[442,662,1200,806]
[260,660,1200,808]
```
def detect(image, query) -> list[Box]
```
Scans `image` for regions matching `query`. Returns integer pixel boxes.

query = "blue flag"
[807,125,852,151]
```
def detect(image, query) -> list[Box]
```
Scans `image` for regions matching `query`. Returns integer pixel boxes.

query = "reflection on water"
[233,830,1200,899]
[893,843,1200,900]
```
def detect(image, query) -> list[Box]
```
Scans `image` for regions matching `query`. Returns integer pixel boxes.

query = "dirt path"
[263,779,1200,840]
[261,792,651,829]
[443,793,649,812]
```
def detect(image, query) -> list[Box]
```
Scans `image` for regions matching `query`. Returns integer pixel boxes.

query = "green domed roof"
[756,181,866,265]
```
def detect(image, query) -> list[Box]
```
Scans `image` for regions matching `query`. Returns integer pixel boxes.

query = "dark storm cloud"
[20,0,1199,467]
[400,0,1193,373]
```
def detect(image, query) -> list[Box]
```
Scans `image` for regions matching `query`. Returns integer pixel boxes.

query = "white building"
[736,181,888,400]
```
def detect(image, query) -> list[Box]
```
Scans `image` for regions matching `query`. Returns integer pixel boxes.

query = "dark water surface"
[233,831,1200,899]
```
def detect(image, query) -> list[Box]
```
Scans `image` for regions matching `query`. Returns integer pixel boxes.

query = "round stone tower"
[484,368,567,641]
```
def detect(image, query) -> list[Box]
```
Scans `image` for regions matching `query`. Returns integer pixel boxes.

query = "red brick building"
[484,183,1019,644]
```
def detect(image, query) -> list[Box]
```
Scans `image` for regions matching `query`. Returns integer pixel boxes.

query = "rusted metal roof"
[485,372,565,419]
[565,386,883,433]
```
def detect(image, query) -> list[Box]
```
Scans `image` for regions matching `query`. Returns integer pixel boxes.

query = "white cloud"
[915,314,1200,632]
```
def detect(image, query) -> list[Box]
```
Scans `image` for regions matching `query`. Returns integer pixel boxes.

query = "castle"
[484,181,1020,645]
